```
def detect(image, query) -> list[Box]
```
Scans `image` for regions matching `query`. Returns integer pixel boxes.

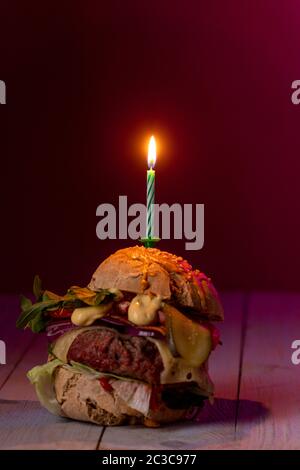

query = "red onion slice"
[46,320,76,342]
[100,318,164,339]
[46,316,165,342]
[99,316,125,326]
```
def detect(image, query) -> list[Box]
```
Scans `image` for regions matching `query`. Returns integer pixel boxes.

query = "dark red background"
[1,0,299,293]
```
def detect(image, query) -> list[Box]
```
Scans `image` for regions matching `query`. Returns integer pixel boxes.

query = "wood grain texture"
[0,334,48,400]
[235,293,300,449]
[0,400,102,450]
[100,292,244,450]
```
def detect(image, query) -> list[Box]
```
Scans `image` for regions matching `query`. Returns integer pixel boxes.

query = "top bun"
[88,246,223,321]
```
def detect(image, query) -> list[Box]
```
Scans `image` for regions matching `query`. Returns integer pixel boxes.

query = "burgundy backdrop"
[1,0,299,293]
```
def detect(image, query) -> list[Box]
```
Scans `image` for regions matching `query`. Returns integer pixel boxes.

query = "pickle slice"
[163,304,212,367]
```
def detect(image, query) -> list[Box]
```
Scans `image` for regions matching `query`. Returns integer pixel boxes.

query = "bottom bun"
[54,367,189,427]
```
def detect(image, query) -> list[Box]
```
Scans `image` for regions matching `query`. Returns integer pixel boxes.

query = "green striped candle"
[140,136,159,248]
[142,136,158,248]
[147,170,155,239]
[147,136,156,239]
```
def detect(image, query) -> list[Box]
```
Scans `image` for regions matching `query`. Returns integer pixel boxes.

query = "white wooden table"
[0,293,299,450]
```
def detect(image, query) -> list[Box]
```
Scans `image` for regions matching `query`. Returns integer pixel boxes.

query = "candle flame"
[148,136,156,169]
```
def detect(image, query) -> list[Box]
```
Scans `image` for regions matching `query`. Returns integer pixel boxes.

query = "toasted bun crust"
[88,246,223,321]
[54,367,187,426]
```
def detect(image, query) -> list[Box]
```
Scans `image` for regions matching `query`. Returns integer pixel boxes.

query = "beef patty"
[67,328,163,384]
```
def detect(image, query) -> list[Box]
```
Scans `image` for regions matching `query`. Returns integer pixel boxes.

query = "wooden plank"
[0,295,34,389]
[100,292,244,450]
[0,400,102,450]
[236,293,300,449]
[0,334,48,400]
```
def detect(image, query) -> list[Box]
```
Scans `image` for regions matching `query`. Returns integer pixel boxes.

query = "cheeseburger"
[17,246,223,427]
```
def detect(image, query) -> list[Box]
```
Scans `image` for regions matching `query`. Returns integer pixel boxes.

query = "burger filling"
[67,328,163,384]
[18,276,220,421]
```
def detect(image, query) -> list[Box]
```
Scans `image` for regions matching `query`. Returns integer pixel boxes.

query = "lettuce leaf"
[68,361,143,383]
[33,274,43,301]
[17,298,62,332]
[27,359,63,416]
[17,276,118,333]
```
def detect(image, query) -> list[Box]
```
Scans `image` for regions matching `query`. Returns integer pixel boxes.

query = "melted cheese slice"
[148,338,214,395]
